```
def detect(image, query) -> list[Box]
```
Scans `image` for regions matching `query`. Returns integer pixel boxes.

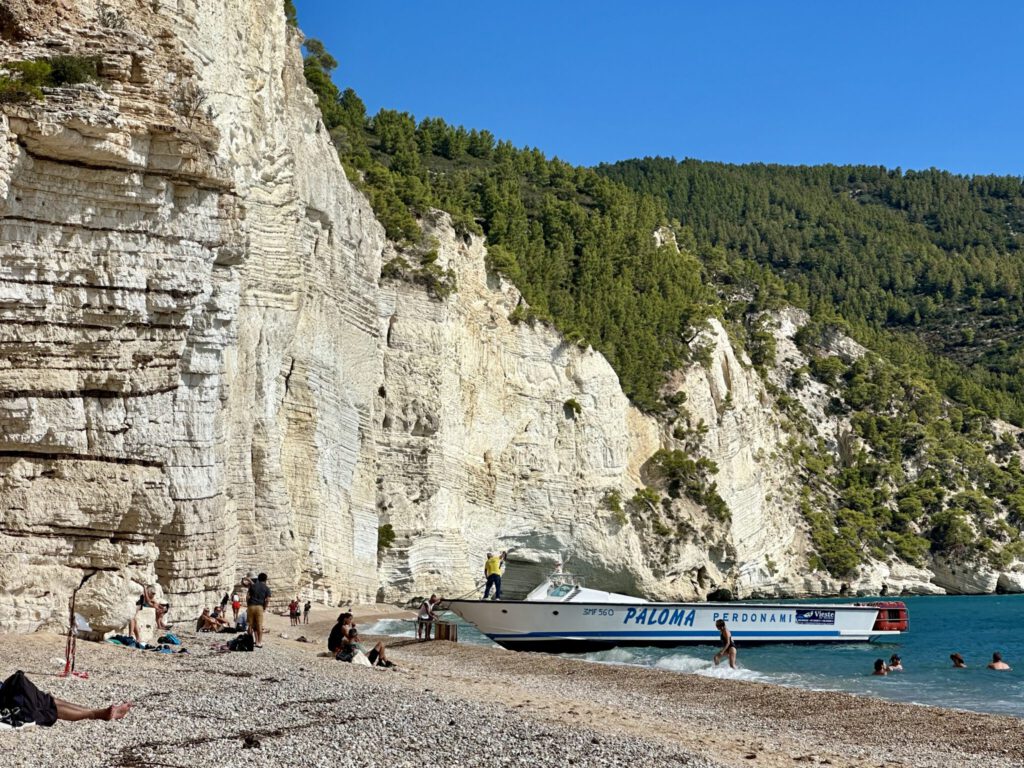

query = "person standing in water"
[712,619,737,669]
[950,652,967,668]
[872,659,888,676]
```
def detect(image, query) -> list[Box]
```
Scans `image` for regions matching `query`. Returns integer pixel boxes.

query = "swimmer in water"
[872,658,888,676]
[888,654,903,671]
[950,652,967,668]
[712,619,737,669]
[988,652,1011,671]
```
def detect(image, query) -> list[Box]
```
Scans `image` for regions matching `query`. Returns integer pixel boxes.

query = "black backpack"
[228,633,254,652]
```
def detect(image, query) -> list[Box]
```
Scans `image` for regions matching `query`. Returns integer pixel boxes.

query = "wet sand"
[1,605,1020,767]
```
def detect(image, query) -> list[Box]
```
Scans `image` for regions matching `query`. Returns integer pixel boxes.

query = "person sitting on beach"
[712,619,737,669]
[988,652,1011,670]
[196,608,228,633]
[950,652,967,668]
[328,612,354,654]
[872,658,888,676]
[345,628,396,668]
[888,654,903,671]
[417,594,441,641]
[130,585,167,642]
[0,671,132,728]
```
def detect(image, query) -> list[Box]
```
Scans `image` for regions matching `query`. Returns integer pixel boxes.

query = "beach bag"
[158,633,181,645]
[228,633,254,652]
[0,671,57,727]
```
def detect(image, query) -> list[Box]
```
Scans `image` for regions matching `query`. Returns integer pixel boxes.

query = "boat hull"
[446,599,899,652]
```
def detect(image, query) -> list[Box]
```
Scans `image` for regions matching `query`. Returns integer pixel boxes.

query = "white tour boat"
[444,571,908,653]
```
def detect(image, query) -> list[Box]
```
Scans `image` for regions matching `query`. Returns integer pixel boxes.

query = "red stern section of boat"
[870,601,909,632]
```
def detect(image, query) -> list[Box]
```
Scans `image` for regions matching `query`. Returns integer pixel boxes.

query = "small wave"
[361,618,415,637]
[575,647,644,665]
[693,664,777,683]
[651,654,709,674]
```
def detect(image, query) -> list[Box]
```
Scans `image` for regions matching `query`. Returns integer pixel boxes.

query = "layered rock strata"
[0,0,382,631]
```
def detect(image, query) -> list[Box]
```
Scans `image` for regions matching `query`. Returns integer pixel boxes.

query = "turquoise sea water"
[365,594,1024,717]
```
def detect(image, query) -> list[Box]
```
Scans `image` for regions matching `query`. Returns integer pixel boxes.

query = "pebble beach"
[2,607,1022,768]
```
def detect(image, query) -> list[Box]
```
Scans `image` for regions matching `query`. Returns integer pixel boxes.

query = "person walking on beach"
[303,600,311,624]
[244,572,271,648]
[482,550,506,601]
[417,594,441,640]
[988,652,1011,670]
[950,652,967,668]
[713,619,737,669]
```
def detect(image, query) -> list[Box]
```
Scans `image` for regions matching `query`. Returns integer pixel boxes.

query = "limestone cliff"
[375,213,663,600]
[0,0,382,631]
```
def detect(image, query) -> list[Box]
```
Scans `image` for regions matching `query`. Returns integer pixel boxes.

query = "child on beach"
[712,619,737,669]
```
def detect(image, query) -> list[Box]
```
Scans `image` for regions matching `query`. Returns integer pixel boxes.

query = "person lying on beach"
[712,619,737,669]
[888,654,903,671]
[0,671,132,729]
[872,659,888,676]
[950,652,967,668]
[988,652,1011,670]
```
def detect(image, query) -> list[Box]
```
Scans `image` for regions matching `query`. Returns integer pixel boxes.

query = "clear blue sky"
[292,0,1023,176]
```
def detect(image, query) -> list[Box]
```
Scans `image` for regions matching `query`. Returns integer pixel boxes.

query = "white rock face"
[0,0,383,631]
[670,320,816,597]
[930,558,999,595]
[375,214,664,600]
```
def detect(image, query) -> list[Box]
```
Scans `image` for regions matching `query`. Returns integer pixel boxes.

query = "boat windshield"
[547,573,584,598]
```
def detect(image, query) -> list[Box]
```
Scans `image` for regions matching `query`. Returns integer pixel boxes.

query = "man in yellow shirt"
[482,550,507,600]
